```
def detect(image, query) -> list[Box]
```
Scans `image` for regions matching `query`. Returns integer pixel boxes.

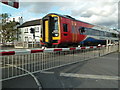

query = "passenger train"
[40,13,119,47]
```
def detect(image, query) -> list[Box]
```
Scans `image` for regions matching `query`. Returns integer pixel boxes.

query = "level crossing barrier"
[0,44,119,81]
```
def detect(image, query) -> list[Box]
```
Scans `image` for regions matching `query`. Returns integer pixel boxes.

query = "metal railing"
[14,41,41,49]
[0,44,119,81]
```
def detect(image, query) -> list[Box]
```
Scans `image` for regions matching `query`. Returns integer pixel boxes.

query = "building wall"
[19,25,41,42]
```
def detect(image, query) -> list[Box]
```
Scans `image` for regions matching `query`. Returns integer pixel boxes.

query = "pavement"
[2,52,119,89]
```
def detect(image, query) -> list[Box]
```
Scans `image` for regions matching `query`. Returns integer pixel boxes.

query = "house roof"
[18,19,41,28]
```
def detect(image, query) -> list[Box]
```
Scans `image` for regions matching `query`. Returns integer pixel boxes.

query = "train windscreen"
[52,17,59,37]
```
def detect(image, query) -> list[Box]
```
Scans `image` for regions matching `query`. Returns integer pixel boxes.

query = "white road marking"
[5,64,42,89]
[40,71,54,74]
[36,71,120,81]
[60,73,120,80]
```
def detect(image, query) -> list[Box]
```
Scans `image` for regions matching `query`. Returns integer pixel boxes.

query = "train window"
[52,17,59,37]
[103,31,105,36]
[104,32,107,37]
[96,30,100,36]
[89,29,94,36]
[112,33,117,38]
[108,33,110,37]
[63,24,68,32]
[93,29,96,36]
[84,28,89,35]
[107,32,113,37]
[99,31,104,36]
[110,33,113,37]
[79,27,85,33]
[87,28,92,35]
[53,17,58,31]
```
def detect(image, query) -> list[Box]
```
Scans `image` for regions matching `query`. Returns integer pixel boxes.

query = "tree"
[0,13,11,24]
[0,13,20,45]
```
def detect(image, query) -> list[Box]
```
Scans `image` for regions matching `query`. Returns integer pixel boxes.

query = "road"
[2,52,119,89]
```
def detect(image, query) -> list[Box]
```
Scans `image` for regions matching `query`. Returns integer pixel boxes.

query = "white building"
[18,19,41,43]
[6,16,23,25]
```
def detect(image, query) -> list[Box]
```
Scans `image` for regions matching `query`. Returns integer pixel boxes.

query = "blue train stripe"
[80,37,106,44]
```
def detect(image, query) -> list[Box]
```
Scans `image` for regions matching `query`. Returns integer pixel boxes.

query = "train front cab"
[40,14,61,47]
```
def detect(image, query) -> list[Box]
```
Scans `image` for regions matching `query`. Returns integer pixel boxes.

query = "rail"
[0,44,118,81]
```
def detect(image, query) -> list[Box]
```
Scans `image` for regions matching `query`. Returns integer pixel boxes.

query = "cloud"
[19,0,119,28]
[71,1,118,28]
[20,2,73,14]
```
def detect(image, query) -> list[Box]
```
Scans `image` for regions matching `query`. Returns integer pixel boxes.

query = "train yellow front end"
[40,14,61,47]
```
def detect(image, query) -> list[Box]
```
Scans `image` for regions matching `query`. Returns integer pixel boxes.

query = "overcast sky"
[1,0,120,29]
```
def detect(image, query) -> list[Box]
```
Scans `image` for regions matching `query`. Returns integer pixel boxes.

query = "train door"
[72,21,77,43]
[62,18,70,43]
[42,16,53,44]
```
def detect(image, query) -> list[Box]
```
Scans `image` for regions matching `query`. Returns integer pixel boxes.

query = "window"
[106,32,110,37]
[53,17,58,31]
[85,28,90,35]
[35,36,39,37]
[25,36,28,41]
[63,24,68,32]
[35,27,39,32]
[88,28,94,35]
[30,28,35,33]
[100,31,105,36]
[109,33,112,37]
[24,28,28,33]
[79,27,85,34]
[95,30,100,36]
[52,17,59,37]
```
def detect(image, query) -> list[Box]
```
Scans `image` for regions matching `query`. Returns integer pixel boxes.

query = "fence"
[0,44,119,81]
[14,41,41,48]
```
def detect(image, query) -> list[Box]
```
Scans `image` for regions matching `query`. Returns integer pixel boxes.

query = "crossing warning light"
[0,0,19,9]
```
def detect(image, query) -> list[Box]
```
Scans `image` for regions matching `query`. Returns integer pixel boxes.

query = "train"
[40,13,119,47]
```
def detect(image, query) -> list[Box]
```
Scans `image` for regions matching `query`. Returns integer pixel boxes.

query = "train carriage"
[40,13,119,47]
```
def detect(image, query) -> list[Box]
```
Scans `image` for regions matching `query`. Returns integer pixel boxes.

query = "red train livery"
[40,13,119,47]
[40,13,94,47]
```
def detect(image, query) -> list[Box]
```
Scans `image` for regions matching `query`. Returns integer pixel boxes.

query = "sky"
[0,0,120,29]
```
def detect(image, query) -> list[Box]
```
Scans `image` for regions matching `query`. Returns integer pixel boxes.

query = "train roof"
[44,13,119,34]
[45,13,93,26]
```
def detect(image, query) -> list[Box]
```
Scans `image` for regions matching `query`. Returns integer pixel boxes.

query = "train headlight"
[55,33,59,37]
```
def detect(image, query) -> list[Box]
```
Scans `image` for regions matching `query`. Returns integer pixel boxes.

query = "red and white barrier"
[1,0,19,8]
[0,45,106,56]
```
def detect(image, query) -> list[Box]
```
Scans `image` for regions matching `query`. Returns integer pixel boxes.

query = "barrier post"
[0,33,1,90]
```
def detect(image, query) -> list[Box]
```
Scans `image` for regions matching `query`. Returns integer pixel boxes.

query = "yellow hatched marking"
[45,20,49,42]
